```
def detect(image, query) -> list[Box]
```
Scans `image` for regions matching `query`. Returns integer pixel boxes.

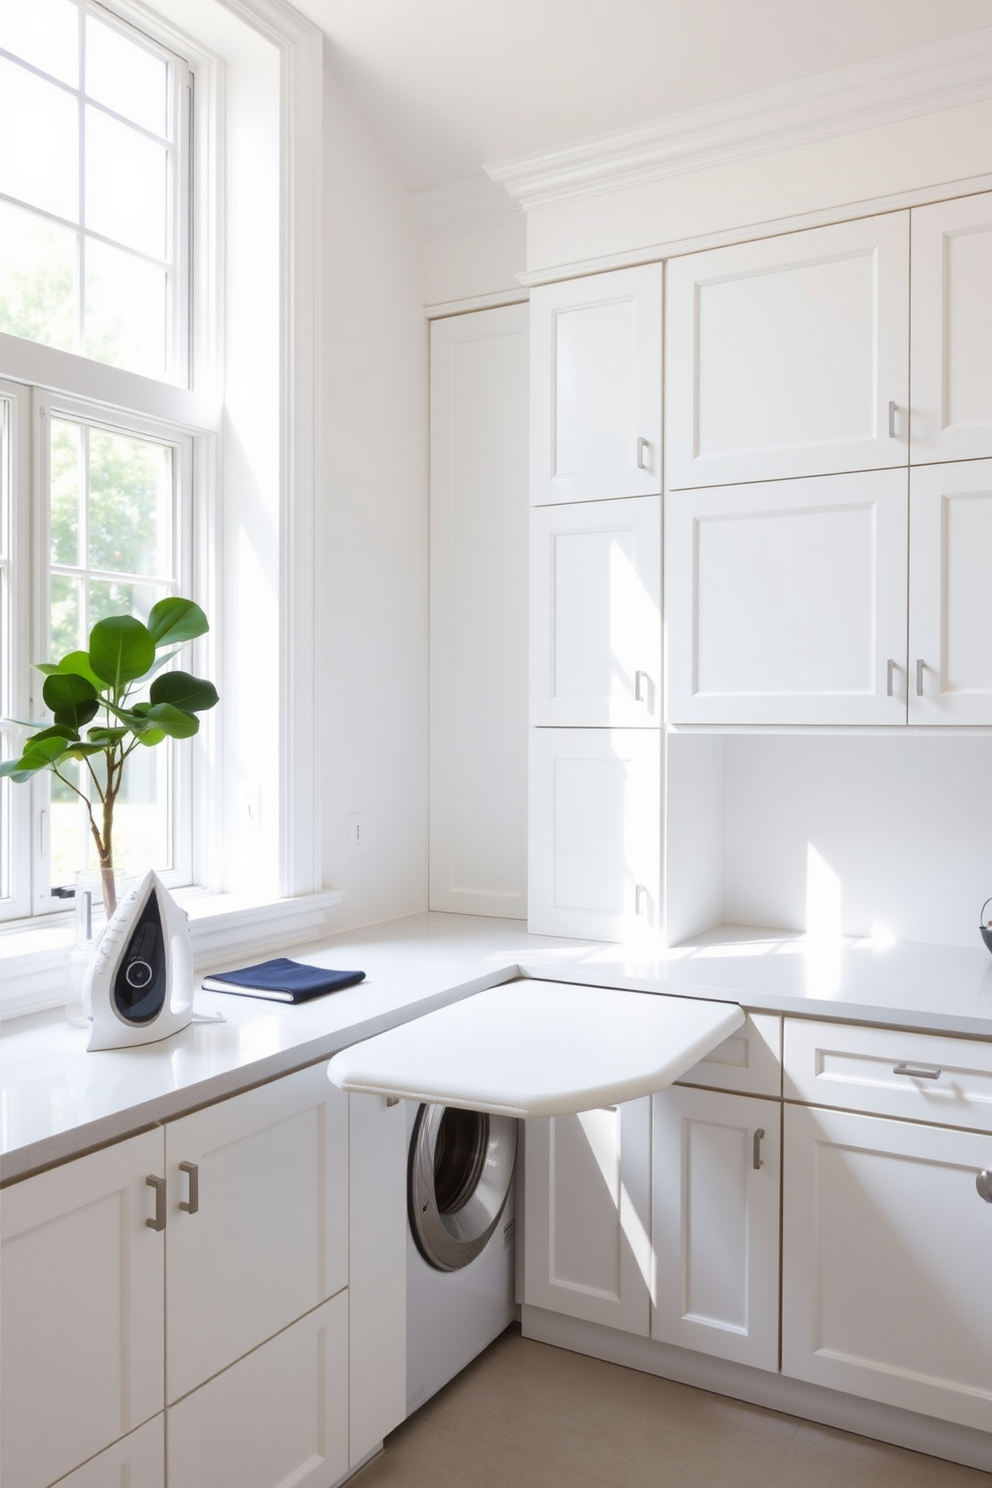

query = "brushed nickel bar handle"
[886,659,896,697]
[888,400,898,438]
[636,436,650,470]
[146,1175,167,1231]
[635,670,650,703]
[916,659,925,697]
[893,1062,941,1080]
[753,1129,765,1170]
[179,1160,199,1215]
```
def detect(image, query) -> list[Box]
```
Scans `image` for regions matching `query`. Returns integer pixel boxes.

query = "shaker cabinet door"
[666,213,909,489]
[530,264,662,505]
[0,1129,165,1488]
[530,495,661,727]
[908,459,992,724]
[164,1063,349,1403]
[910,191,992,465]
[666,469,909,724]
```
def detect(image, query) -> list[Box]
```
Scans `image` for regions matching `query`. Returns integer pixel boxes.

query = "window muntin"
[0,0,189,383]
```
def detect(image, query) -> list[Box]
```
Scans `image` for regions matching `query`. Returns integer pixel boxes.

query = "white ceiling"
[293,0,992,192]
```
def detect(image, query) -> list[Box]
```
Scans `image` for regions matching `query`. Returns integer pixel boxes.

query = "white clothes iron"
[83,870,194,1051]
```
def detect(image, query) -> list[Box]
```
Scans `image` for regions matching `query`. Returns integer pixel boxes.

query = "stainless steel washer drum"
[409,1103,517,1272]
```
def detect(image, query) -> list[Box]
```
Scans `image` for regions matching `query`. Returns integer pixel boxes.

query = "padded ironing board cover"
[326,980,745,1116]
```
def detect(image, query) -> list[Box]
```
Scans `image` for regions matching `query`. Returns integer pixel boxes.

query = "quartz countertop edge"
[3,914,991,1184]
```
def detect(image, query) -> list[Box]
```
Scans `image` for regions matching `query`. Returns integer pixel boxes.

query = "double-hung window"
[1,0,202,921]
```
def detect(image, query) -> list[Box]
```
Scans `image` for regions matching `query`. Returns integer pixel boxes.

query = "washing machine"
[405,1099,518,1415]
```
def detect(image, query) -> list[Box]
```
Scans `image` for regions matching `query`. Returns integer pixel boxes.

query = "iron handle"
[888,400,898,438]
[179,1160,199,1214]
[753,1129,765,1170]
[893,1062,941,1080]
[636,436,649,471]
[977,1170,992,1204]
[635,670,650,704]
[886,659,896,697]
[146,1175,167,1231]
[915,658,925,697]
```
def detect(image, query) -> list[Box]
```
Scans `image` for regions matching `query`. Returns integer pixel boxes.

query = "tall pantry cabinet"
[527,265,665,941]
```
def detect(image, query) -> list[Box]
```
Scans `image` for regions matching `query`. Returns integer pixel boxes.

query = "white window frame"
[0,0,334,1018]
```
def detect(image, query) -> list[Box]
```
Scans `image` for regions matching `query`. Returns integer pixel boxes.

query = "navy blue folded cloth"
[201,958,365,1004]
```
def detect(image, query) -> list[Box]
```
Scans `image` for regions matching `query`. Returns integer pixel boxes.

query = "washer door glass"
[409,1104,517,1272]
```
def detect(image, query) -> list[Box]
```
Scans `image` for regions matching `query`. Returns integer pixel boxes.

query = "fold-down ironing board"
[327,979,745,1116]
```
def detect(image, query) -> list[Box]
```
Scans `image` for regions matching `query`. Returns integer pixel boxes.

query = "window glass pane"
[50,418,82,566]
[0,203,77,351]
[88,575,163,626]
[0,0,78,87]
[0,60,79,221]
[88,428,171,576]
[84,238,167,377]
[85,13,167,137]
[50,757,84,890]
[50,571,81,657]
[111,747,172,874]
[86,106,167,258]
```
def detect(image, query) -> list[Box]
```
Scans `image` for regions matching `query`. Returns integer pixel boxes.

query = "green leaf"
[136,647,182,682]
[0,734,70,781]
[55,650,104,690]
[149,671,219,714]
[35,663,59,676]
[89,616,155,690]
[147,597,209,648]
[42,671,100,730]
[86,726,129,745]
[61,742,109,760]
[143,702,200,739]
[30,724,80,744]
[136,727,167,747]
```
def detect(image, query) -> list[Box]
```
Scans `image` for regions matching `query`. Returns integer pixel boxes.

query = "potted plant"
[1,597,218,917]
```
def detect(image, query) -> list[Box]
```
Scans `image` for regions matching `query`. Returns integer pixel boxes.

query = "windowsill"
[0,887,346,1021]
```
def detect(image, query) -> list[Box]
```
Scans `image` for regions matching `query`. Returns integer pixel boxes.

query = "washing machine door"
[409,1104,517,1272]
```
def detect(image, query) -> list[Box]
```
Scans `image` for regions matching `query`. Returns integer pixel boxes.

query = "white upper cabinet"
[666,213,909,489]
[909,460,992,724]
[530,264,663,505]
[910,192,992,465]
[530,496,661,726]
[666,469,909,725]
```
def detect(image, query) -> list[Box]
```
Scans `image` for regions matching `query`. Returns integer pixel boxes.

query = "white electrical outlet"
[348,813,364,857]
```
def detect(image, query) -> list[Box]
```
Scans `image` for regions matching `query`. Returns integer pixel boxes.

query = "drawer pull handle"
[892,1062,941,1080]
[636,436,650,470]
[146,1175,167,1231]
[635,670,650,704]
[179,1160,199,1215]
[888,400,898,438]
[886,659,896,697]
[977,1170,992,1204]
[753,1128,765,1170]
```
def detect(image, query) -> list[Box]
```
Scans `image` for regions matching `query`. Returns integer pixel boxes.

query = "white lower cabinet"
[523,1097,652,1334]
[782,1102,992,1431]
[0,1064,405,1488]
[0,1128,165,1488]
[652,1086,780,1371]
[165,1063,348,1405]
[167,1292,349,1488]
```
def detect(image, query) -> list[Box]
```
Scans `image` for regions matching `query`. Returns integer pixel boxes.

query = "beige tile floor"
[354,1326,991,1488]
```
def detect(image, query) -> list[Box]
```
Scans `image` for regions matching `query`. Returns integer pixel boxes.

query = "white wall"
[424,220,527,308]
[318,54,430,930]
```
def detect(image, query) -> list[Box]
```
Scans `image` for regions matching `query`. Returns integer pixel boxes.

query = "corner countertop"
[3,913,991,1184]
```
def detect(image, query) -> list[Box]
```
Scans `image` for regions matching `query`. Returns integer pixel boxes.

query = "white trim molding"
[514,174,992,287]
[411,175,523,239]
[424,288,529,320]
[486,28,992,211]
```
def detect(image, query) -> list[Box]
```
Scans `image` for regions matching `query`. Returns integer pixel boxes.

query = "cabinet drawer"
[784,1019,992,1132]
[675,1013,781,1098]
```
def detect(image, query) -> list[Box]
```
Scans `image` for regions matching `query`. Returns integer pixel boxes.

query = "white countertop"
[3,913,991,1183]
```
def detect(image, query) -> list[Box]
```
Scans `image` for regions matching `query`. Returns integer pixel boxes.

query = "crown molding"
[411,174,524,239]
[486,28,992,210]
